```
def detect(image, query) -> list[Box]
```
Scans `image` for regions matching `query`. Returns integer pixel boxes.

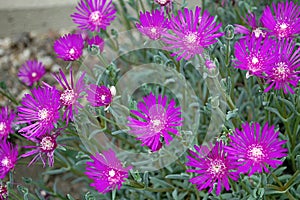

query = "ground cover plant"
[0,0,300,199]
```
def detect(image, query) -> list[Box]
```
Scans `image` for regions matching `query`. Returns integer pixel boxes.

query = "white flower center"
[185,33,198,44]
[101,95,106,101]
[89,11,102,25]
[207,159,226,177]
[274,62,290,80]
[109,169,115,177]
[150,27,157,34]
[253,28,266,38]
[252,57,259,64]
[31,72,37,78]
[150,118,165,133]
[248,145,264,162]
[40,136,56,152]
[280,23,288,30]
[1,157,12,168]
[69,48,76,55]
[38,108,49,120]
[60,89,76,106]
[0,122,6,132]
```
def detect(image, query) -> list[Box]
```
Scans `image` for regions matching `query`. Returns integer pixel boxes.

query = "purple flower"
[0,107,15,140]
[155,0,172,6]
[235,13,267,38]
[86,84,113,107]
[225,122,287,176]
[264,39,300,94]
[53,33,84,61]
[161,6,223,61]
[127,93,183,152]
[186,142,239,196]
[234,36,277,77]
[85,149,132,194]
[261,1,300,39]
[17,87,60,139]
[20,133,58,167]
[0,141,18,179]
[87,35,105,53]
[0,184,8,200]
[18,60,46,86]
[71,0,116,32]
[136,9,169,40]
[53,67,86,123]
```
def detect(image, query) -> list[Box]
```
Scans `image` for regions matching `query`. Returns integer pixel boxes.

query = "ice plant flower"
[20,133,59,167]
[71,0,116,32]
[17,86,60,138]
[53,33,84,61]
[0,107,15,140]
[155,0,171,6]
[161,6,223,61]
[186,142,239,196]
[234,36,277,77]
[136,9,169,40]
[261,1,300,39]
[225,122,287,176]
[86,84,114,107]
[0,184,8,200]
[0,141,18,179]
[87,35,105,53]
[85,149,132,194]
[18,60,46,86]
[235,13,267,38]
[127,93,183,152]
[52,67,86,123]
[264,39,300,94]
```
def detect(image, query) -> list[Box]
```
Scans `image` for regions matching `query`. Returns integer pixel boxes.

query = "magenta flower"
[136,9,169,40]
[0,107,15,140]
[53,33,84,61]
[18,60,46,86]
[234,36,277,77]
[17,87,60,138]
[264,39,300,94]
[225,122,287,176]
[161,6,223,61]
[127,93,183,152]
[20,133,58,167]
[71,0,116,32]
[87,35,105,53]
[155,0,172,6]
[86,84,113,107]
[261,1,300,39]
[85,149,132,194]
[186,142,239,196]
[0,141,18,179]
[0,184,8,200]
[53,67,86,123]
[235,13,267,38]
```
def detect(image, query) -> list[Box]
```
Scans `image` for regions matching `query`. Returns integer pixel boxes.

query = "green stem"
[0,89,19,105]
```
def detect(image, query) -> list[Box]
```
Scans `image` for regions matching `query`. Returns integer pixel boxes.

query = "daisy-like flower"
[186,142,239,196]
[86,84,114,107]
[0,141,18,179]
[127,93,183,152]
[234,35,277,77]
[71,0,116,32]
[235,13,267,38]
[17,86,60,138]
[161,6,223,61]
[0,107,15,140]
[20,133,59,167]
[53,33,84,61]
[261,1,300,39]
[225,122,287,176]
[264,39,300,94]
[85,149,132,194]
[53,67,86,123]
[18,60,46,86]
[136,9,169,40]
[87,35,105,53]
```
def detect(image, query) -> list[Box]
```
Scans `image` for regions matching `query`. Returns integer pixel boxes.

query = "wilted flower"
[71,0,116,32]
[235,13,267,38]
[85,149,132,193]
[20,133,59,167]
[127,93,183,152]
[234,36,277,77]
[161,6,223,61]
[136,9,169,40]
[87,35,105,53]
[86,84,114,107]
[261,1,300,39]
[186,142,239,196]
[155,0,171,6]
[53,67,86,123]
[0,141,18,179]
[264,39,300,94]
[17,87,60,138]
[0,107,15,140]
[18,60,46,86]
[0,183,8,200]
[225,122,287,176]
[53,33,84,61]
